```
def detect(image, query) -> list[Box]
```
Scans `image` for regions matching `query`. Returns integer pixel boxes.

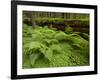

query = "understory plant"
[23,24,89,68]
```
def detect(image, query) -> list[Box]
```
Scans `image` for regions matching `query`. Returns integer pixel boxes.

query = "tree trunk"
[30,12,36,27]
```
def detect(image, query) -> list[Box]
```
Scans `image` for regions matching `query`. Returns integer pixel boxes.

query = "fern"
[65,26,73,34]
[30,53,40,66]
[54,31,67,41]
[23,24,89,68]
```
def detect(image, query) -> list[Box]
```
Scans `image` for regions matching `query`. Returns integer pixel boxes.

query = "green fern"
[23,24,89,68]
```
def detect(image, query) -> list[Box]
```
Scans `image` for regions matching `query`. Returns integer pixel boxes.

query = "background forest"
[22,11,90,68]
[23,11,89,33]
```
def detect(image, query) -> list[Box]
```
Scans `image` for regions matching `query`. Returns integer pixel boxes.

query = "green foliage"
[23,24,89,68]
[30,53,40,66]
[35,18,65,23]
[65,26,73,34]
[54,31,67,41]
